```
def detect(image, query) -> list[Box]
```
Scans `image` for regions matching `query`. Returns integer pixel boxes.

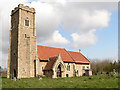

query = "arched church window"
[67,64,70,71]
[83,66,85,69]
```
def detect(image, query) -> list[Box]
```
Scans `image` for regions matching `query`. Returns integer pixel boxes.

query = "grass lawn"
[2,74,118,88]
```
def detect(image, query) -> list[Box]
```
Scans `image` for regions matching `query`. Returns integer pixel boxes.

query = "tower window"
[25,20,29,26]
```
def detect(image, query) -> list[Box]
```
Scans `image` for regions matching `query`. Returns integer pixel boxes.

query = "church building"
[7,4,92,79]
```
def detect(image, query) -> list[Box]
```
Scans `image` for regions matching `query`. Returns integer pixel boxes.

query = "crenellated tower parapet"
[11,4,35,16]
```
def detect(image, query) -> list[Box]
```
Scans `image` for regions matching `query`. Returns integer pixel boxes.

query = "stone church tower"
[7,4,37,79]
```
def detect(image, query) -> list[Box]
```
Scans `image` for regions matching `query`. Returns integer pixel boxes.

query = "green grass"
[2,74,118,88]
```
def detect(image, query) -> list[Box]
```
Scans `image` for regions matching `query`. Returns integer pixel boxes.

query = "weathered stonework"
[7,4,92,79]
[7,4,37,79]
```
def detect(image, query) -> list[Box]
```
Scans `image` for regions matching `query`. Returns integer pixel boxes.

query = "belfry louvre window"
[25,20,29,26]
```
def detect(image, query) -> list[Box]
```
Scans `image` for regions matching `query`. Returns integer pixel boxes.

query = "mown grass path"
[2,74,118,88]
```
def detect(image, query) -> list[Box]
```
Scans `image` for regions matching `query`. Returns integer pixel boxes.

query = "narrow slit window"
[25,20,29,26]
[25,34,27,38]
[42,67,44,71]
[77,70,78,74]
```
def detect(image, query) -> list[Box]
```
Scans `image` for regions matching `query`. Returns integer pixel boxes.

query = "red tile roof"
[37,45,90,64]
[44,56,58,70]
[68,51,90,64]
[37,45,74,63]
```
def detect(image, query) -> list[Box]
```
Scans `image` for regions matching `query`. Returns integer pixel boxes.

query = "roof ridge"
[37,45,65,50]
[80,52,90,63]
[68,50,79,53]
[49,55,58,59]
[64,49,75,62]
[68,50,90,63]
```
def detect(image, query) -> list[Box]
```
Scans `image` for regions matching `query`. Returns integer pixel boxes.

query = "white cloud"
[28,1,112,50]
[56,3,111,33]
[78,10,111,31]
[70,29,97,49]
[66,9,111,49]
[41,30,70,46]
[56,0,67,5]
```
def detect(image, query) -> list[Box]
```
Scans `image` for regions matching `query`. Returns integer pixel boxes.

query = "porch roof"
[44,56,58,70]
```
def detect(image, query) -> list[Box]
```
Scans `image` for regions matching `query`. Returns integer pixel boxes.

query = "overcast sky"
[0,0,118,68]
